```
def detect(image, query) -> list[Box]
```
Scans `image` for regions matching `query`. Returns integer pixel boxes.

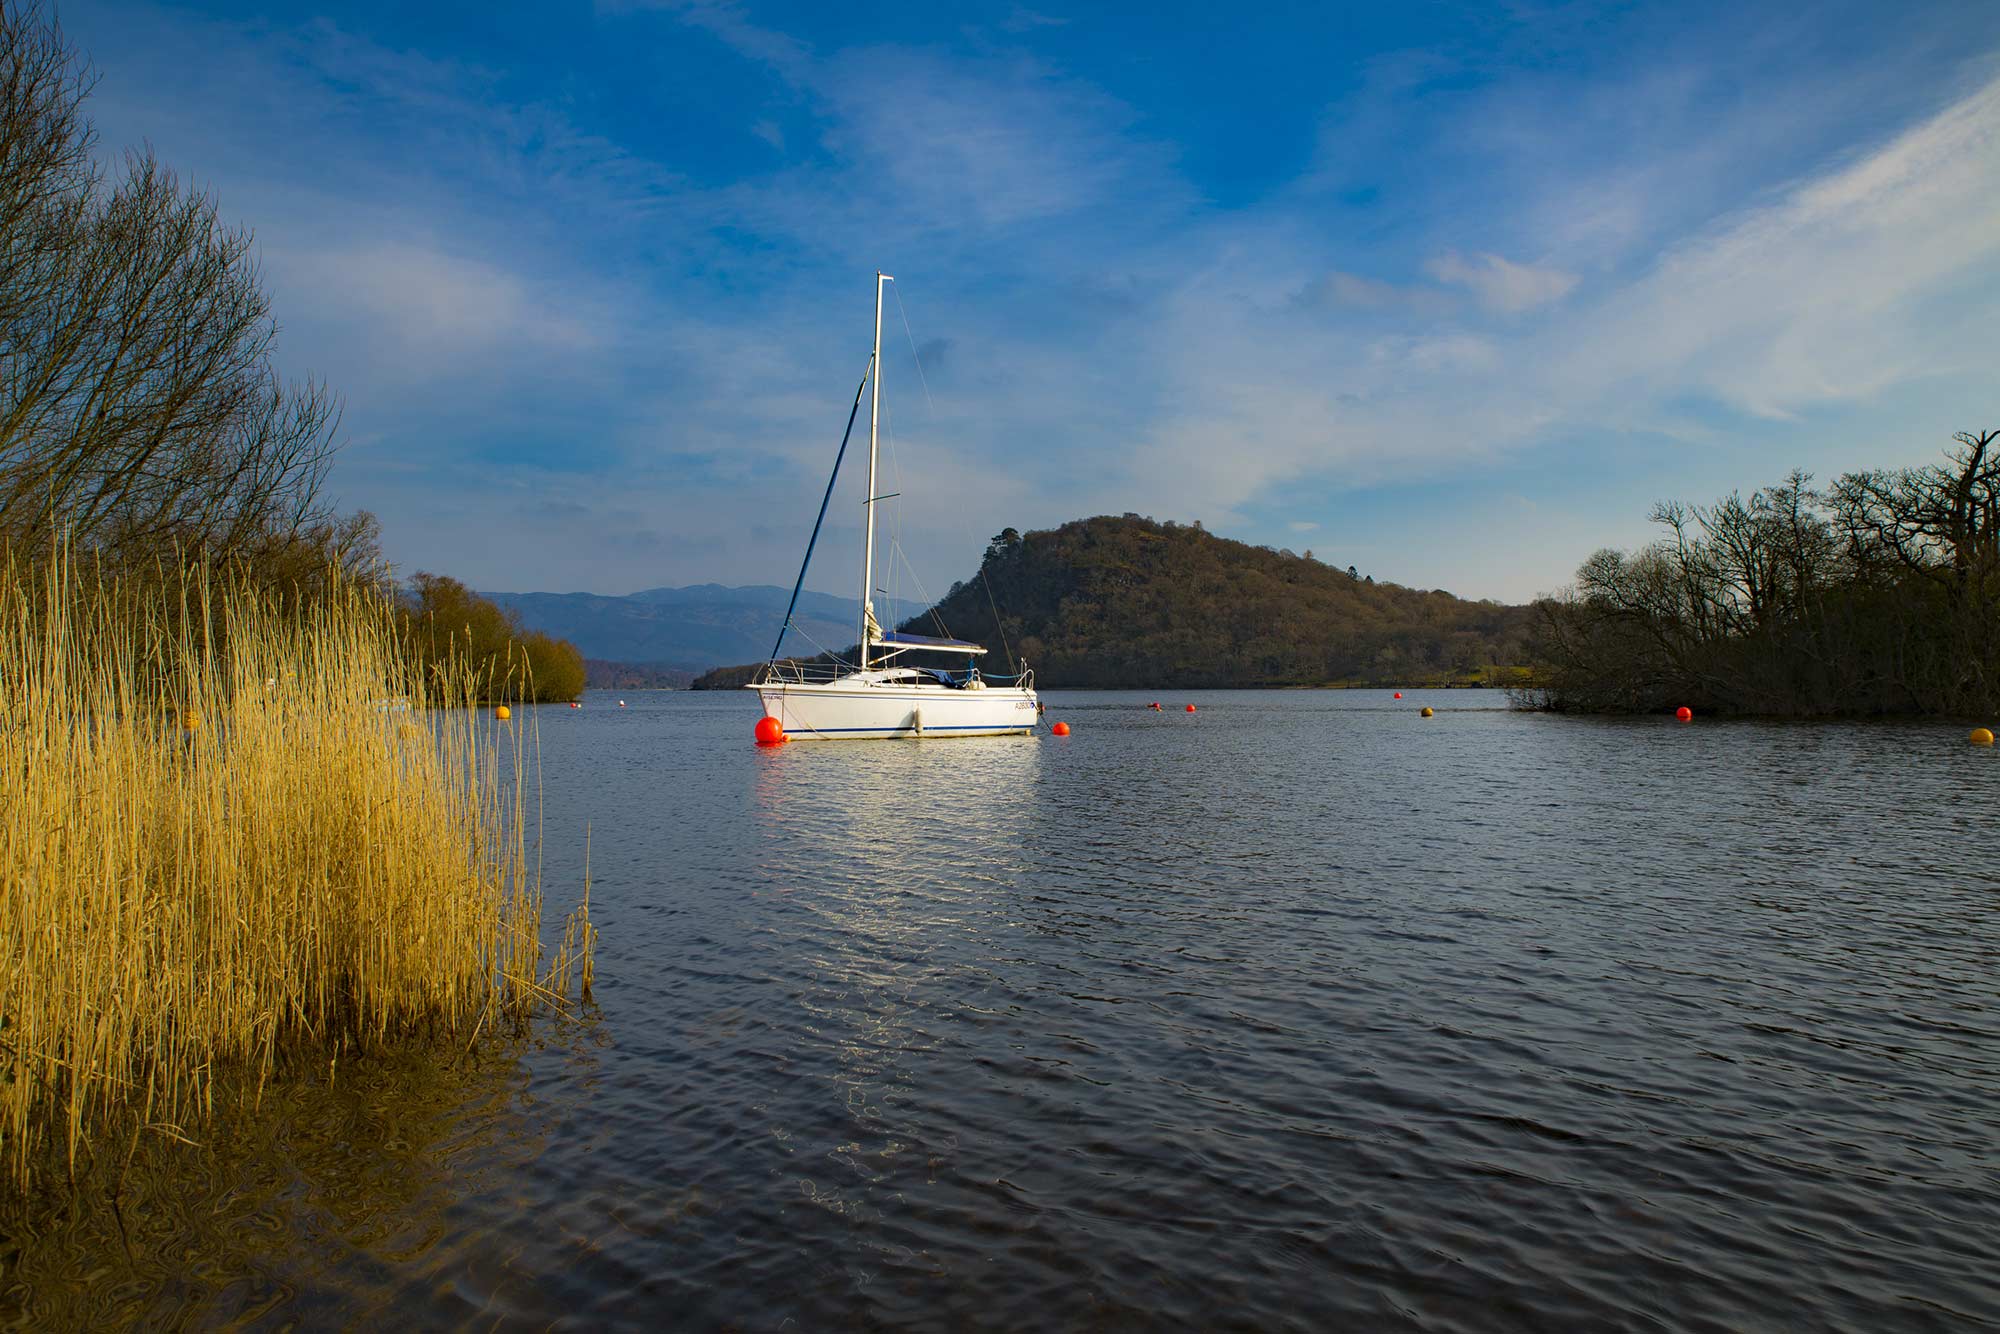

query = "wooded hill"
[694,514,1534,689]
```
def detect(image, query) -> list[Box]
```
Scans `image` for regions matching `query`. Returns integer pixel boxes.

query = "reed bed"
[0,556,593,1192]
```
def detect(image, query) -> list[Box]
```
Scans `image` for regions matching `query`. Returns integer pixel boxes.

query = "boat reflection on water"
[746,733,1049,1233]
[748,727,1048,992]
[749,731,1049,887]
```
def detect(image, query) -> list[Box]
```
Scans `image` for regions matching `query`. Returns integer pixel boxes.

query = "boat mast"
[860,271,889,671]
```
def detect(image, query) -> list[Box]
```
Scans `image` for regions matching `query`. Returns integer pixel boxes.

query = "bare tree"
[1831,431,2000,586]
[1829,429,2000,708]
[1533,432,2000,715]
[0,2,340,567]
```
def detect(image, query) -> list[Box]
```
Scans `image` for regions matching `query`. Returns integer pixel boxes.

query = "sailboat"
[748,273,1039,740]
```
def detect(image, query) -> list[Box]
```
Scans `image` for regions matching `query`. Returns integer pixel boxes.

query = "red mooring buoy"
[1675,706,1693,722]
[1394,691,1403,699]
[1051,721,1070,736]
[754,716,786,745]
[1185,704,1197,713]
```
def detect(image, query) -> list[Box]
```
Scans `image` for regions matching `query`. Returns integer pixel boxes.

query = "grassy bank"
[0,557,593,1192]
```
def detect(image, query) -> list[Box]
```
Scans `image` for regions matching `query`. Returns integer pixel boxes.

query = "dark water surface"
[8,689,2000,1330]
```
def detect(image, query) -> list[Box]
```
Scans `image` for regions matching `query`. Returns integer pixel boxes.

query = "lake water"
[7,689,1999,1330]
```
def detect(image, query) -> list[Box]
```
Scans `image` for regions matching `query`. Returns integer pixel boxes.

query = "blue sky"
[58,0,2000,605]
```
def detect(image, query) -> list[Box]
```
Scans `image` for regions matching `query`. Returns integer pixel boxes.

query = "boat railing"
[758,659,851,685]
[983,666,1034,692]
[758,660,1036,692]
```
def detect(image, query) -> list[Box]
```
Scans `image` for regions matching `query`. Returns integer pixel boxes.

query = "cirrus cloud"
[1424,250,1580,313]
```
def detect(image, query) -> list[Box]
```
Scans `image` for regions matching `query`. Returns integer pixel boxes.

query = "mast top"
[860,270,888,670]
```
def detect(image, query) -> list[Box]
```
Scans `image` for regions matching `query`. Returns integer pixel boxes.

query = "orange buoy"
[1675,706,1693,722]
[1393,692,1402,699]
[754,716,785,745]
[1051,721,1070,736]
[1972,727,1995,746]
[1420,706,1434,718]
[494,705,511,721]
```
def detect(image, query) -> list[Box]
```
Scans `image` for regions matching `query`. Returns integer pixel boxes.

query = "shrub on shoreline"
[403,572,586,704]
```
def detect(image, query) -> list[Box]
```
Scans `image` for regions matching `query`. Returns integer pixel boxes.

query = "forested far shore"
[1524,429,1998,716]
[695,514,1535,689]
[697,431,1998,717]
[586,659,696,690]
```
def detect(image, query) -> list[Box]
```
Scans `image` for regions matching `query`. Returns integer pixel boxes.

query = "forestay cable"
[769,357,873,664]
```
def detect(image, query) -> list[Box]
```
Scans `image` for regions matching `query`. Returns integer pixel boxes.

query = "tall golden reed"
[0,554,592,1190]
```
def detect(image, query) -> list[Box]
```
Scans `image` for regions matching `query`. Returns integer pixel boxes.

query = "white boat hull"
[753,680,1038,739]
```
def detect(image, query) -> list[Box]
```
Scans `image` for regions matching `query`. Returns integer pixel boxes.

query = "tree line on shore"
[0,2,580,702]
[1526,430,1998,716]
[586,659,696,690]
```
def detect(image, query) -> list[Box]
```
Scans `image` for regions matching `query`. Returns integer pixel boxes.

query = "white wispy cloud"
[270,241,601,374]
[1293,270,1458,316]
[818,49,1159,229]
[1547,69,2000,420]
[1424,251,1579,313]
[642,4,1184,245]
[57,1,2000,601]
[1055,60,2000,593]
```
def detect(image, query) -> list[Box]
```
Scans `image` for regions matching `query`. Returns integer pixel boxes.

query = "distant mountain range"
[482,584,862,673]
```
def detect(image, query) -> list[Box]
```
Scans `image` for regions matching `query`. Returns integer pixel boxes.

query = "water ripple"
[9,690,2000,1330]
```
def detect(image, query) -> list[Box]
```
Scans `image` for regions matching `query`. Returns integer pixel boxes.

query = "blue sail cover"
[878,631,987,654]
